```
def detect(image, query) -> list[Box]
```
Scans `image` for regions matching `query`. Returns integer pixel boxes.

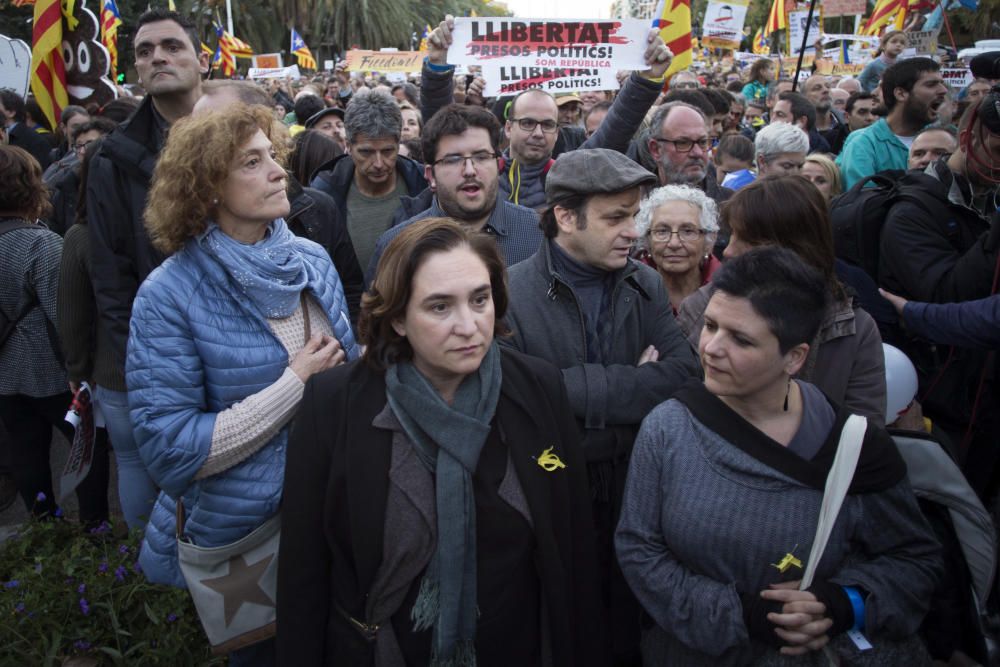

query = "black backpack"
[829,170,941,281]
[0,219,44,350]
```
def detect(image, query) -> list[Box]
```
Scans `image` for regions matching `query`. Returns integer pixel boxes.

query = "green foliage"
[0,511,223,667]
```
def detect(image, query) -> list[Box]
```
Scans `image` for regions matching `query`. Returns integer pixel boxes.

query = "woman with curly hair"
[126,104,359,664]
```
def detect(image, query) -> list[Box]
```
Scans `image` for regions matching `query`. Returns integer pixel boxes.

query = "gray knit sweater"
[615,396,941,666]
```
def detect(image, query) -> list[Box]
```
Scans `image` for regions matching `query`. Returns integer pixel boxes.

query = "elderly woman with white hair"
[636,185,720,313]
[754,122,809,177]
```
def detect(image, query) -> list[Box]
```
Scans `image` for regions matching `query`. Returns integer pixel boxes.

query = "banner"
[821,0,866,16]
[345,50,424,72]
[247,64,301,79]
[820,33,880,47]
[252,53,282,68]
[0,35,31,97]
[447,18,648,96]
[701,0,749,50]
[941,67,973,88]
[787,10,822,54]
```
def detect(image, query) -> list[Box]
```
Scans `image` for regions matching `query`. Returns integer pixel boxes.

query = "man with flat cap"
[501,148,699,666]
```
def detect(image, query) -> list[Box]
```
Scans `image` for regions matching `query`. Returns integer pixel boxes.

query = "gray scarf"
[384,342,502,666]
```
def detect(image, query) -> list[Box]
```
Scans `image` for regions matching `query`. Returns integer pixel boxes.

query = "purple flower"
[4,580,19,589]
[77,583,86,594]
[73,640,91,651]
[35,492,46,502]
[114,565,127,582]
[132,561,143,574]
[79,598,90,615]
[14,602,25,613]
[166,613,178,623]
[118,544,129,555]
[98,561,109,574]
[53,507,64,518]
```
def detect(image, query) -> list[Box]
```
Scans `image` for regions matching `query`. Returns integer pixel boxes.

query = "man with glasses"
[503,148,698,666]
[366,104,542,283]
[310,90,428,270]
[648,101,733,204]
[420,15,674,210]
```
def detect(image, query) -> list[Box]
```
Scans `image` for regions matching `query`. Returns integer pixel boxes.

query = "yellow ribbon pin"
[770,545,803,573]
[536,447,566,472]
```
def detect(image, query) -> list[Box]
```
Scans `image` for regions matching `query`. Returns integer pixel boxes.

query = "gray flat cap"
[545,148,657,204]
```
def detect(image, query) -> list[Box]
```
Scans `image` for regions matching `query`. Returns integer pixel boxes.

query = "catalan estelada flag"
[100,0,122,79]
[652,0,693,80]
[419,24,432,52]
[221,30,254,58]
[862,0,907,34]
[291,28,316,70]
[201,41,214,57]
[752,27,768,54]
[763,0,787,37]
[213,22,235,76]
[30,0,68,130]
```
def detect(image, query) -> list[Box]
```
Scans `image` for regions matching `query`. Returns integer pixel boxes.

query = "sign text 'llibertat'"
[470,21,618,44]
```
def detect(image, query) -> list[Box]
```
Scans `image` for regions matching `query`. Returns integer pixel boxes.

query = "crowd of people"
[2,7,1000,666]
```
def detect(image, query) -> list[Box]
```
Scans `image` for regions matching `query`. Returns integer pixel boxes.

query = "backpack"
[891,429,999,663]
[829,171,942,282]
[0,219,44,351]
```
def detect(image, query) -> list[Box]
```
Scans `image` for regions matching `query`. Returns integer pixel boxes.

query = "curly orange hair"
[144,104,288,254]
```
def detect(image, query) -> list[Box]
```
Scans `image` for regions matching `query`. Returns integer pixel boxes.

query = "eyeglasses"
[652,136,710,153]
[73,140,95,155]
[649,226,706,243]
[671,81,700,90]
[510,117,559,133]
[432,151,498,170]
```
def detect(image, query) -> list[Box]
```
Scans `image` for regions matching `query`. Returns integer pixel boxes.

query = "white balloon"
[883,344,918,425]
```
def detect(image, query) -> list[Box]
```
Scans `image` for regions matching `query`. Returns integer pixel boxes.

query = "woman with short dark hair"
[278,217,605,666]
[617,247,941,665]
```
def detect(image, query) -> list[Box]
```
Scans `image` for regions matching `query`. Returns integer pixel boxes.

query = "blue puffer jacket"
[126,230,358,587]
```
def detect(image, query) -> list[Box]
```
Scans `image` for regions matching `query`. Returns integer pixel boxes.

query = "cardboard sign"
[701,0,750,50]
[447,18,648,70]
[345,50,423,72]
[252,53,283,68]
[247,65,301,79]
[0,35,31,98]
[941,67,973,88]
[907,28,941,56]
[821,0,866,17]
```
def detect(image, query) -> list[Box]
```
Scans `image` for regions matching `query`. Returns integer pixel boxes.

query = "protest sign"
[324,59,335,71]
[247,65,302,79]
[941,67,973,88]
[60,385,95,502]
[701,0,749,50]
[821,33,880,48]
[787,10,822,54]
[0,35,31,98]
[821,0,866,16]
[253,53,283,68]
[448,18,648,96]
[907,28,941,55]
[345,50,424,72]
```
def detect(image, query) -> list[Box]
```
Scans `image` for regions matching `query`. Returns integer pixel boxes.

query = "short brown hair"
[0,145,50,220]
[358,217,510,371]
[144,104,287,254]
[721,175,844,300]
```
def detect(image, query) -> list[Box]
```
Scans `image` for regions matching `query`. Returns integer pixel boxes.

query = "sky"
[502,0,614,19]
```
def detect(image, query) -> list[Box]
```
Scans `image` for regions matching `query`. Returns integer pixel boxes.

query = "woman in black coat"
[277,217,606,666]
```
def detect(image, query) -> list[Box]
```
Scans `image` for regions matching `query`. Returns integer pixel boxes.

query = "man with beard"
[837,57,948,188]
[803,74,849,153]
[366,104,542,283]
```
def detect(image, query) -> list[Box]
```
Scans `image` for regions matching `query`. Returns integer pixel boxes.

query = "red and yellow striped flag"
[763,0,787,36]
[100,0,122,79]
[653,0,693,79]
[30,0,68,130]
[862,0,907,35]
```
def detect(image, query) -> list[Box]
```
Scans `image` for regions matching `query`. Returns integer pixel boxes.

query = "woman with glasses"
[636,185,720,314]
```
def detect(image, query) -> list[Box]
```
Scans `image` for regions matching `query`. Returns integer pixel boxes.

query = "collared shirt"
[365,191,543,285]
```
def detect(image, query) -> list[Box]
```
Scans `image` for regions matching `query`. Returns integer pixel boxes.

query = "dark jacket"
[86,96,167,367]
[308,152,429,231]
[904,296,1000,349]
[43,152,81,236]
[286,179,364,321]
[8,122,53,170]
[502,241,699,463]
[879,160,998,303]
[277,348,607,666]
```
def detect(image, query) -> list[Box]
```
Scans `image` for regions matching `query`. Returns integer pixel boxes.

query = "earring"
[783,376,791,412]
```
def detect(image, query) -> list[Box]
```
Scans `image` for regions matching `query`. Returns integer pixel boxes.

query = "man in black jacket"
[1,90,53,170]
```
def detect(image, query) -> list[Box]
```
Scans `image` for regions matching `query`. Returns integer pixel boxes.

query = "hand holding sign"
[640,29,673,81]
[428,15,456,66]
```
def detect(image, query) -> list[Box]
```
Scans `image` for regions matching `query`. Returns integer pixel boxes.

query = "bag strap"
[801,414,868,589]
[301,291,311,344]
[176,498,185,539]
